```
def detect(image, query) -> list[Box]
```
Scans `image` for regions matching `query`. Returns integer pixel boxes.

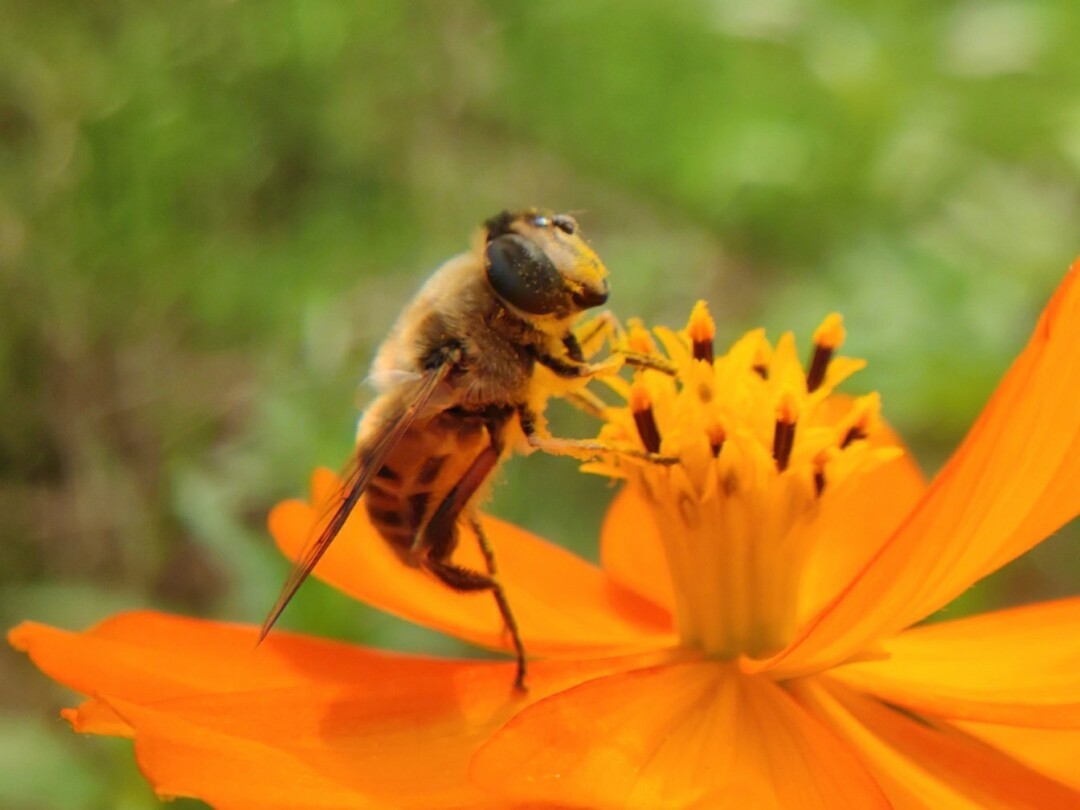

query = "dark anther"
[841,426,867,449]
[806,344,833,393]
[753,364,769,380]
[813,469,826,497]
[692,337,714,364]
[706,423,725,458]
[772,419,796,472]
[633,408,662,455]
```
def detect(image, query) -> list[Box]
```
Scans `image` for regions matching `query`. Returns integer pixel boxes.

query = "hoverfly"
[261,209,621,690]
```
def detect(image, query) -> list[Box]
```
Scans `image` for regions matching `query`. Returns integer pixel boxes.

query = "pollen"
[588,309,898,661]
[812,312,846,349]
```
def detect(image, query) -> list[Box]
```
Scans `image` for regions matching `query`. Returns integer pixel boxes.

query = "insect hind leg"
[418,430,528,691]
[420,518,527,692]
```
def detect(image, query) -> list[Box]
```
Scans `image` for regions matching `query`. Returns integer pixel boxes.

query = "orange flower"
[11,262,1080,809]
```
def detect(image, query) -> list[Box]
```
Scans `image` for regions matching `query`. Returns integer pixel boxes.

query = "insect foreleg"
[572,311,678,375]
[619,351,678,376]
[573,310,622,358]
[533,348,624,380]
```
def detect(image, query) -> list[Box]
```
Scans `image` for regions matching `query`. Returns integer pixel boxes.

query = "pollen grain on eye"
[587,307,898,661]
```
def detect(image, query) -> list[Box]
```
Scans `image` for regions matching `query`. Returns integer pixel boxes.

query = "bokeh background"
[2,2,1078,807]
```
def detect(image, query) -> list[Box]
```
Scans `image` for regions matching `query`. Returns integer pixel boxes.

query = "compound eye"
[484,234,566,315]
[553,214,576,235]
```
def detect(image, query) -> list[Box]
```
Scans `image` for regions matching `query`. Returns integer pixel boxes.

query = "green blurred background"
[2,2,1078,807]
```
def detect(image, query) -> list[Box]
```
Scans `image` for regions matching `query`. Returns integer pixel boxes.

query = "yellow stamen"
[630,383,662,454]
[812,313,846,349]
[806,313,846,393]
[841,393,880,448]
[812,447,837,497]
[705,419,726,458]
[687,301,716,364]
[588,310,896,662]
[773,390,799,472]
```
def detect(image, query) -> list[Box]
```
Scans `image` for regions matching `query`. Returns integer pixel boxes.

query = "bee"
[260,209,618,690]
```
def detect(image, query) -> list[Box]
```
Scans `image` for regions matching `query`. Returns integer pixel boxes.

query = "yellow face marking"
[513,212,609,302]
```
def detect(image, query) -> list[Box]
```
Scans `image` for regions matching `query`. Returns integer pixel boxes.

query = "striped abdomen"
[363,411,489,564]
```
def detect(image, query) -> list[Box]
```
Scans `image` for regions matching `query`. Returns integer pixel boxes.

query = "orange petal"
[471,662,889,809]
[954,721,1080,792]
[758,262,1080,677]
[794,677,1080,809]
[101,674,537,810]
[270,469,674,657]
[599,484,676,612]
[10,612,665,808]
[107,695,388,808]
[63,701,132,736]
[9,611,417,704]
[829,598,1080,727]
[797,406,926,621]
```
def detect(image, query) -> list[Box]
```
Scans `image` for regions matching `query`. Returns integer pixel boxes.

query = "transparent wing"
[258,360,454,641]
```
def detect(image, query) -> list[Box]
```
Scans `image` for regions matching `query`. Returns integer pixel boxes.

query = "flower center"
[592,304,899,660]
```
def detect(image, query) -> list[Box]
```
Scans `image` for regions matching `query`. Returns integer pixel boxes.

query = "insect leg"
[572,311,677,375]
[533,348,623,380]
[573,310,623,358]
[619,351,678,376]
[529,434,678,465]
[468,513,527,691]
[562,388,610,419]
[418,432,528,691]
[518,406,678,465]
[562,331,586,363]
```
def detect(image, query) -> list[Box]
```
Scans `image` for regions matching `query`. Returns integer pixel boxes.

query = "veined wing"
[258,360,454,642]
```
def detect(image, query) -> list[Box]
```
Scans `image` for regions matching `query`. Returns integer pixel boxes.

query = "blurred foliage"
[1,1,1078,807]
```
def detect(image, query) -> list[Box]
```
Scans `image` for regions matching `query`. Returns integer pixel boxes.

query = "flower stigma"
[590,304,901,662]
